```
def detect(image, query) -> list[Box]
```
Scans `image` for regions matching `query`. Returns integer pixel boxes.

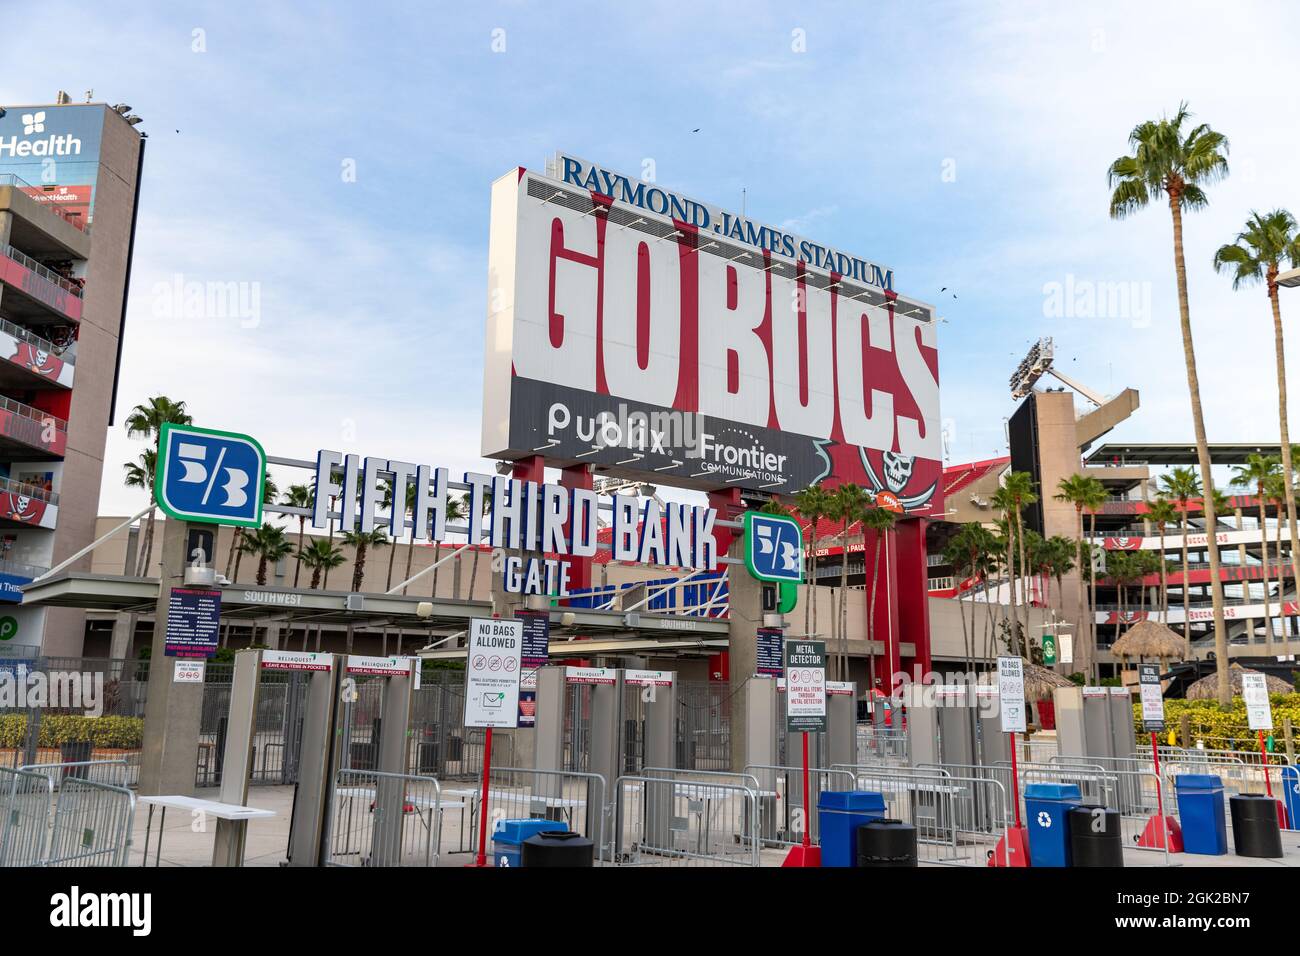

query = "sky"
[4,0,1299,516]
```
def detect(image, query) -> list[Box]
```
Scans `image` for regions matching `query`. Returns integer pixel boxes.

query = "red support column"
[866,527,902,695]
[894,517,932,681]
[708,488,745,556]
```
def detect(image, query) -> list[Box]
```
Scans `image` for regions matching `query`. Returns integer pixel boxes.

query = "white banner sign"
[624,669,674,687]
[464,618,523,729]
[261,650,332,672]
[1058,634,1073,665]
[1241,673,1274,731]
[346,655,413,676]
[996,657,1026,734]
[565,666,616,685]
[173,659,205,684]
[1138,664,1164,730]
[826,681,855,696]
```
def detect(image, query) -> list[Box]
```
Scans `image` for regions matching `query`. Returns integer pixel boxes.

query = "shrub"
[0,714,144,750]
[1133,694,1300,751]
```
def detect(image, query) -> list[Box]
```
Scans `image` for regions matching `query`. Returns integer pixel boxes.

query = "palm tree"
[793,484,832,640]
[862,506,897,687]
[341,526,388,592]
[229,476,278,583]
[1042,535,1076,615]
[1232,454,1281,654]
[1004,471,1039,640]
[298,539,345,590]
[282,484,313,588]
[829,483,867,680]
[428,493,467,599]
[467,488,493,601]
[124,395,192,576]
[239,523,294,586]
[122,449,156,575]
[1147,497,1179,625]
[1109,102,1231,704]
[1052,474,1106,679]
[1215,210,1300,615]
[1160,466,1202,660]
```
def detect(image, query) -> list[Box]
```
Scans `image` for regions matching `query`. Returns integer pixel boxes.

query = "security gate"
[677,681,730,771]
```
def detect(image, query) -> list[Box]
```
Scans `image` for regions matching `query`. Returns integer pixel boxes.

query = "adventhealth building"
[0,97,145,654]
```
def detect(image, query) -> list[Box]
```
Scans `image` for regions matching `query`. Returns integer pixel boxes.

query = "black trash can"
[60,740,93,781]
[521,830,595,867]
[855,819,918,867]
[1229,794,1283,858]
[1067,804,1124,867]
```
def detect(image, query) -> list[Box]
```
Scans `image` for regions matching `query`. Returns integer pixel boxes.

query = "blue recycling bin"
[1174,774,1227,855]
[492,819,568,867]
[1024,783,1081,867]
[1283,767,1300,831]
[817,791,887,867]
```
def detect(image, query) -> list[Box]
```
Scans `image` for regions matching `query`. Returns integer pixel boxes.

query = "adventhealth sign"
[154,423,266,529]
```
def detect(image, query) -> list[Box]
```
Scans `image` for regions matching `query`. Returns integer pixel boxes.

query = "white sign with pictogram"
[1241,673,1274,731]
[996,656,1026,734]
[464,618,523,729]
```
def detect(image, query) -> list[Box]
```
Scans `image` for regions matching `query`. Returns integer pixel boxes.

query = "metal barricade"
[40,778,135,867]
[467,767,608,861]
[855,724,909,762]
[19,759,130,791]
[834,763,1014,866]
[744,764,855,847]
[327,769,445,867]
[612,770,761,866]
[0,768,53,866]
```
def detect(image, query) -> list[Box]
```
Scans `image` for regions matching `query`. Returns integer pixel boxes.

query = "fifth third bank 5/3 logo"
[743,512,804,584]
[155,423,266,528]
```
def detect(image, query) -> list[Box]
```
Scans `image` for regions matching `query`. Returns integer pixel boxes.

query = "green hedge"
[0,714,144,749]
[1132,694,1300,752]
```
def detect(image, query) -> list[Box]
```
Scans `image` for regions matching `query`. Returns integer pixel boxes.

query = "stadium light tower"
[1009,336,1106,406]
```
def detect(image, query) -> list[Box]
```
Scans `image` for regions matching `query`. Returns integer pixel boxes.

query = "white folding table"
[137,794,277,867]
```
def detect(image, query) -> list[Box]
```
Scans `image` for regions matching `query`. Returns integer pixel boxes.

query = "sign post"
[463,617,523,867]
[1242,672,1284,825]
[1136,663,1182,851]
[781,638,825,868]
[989,657,1030,867]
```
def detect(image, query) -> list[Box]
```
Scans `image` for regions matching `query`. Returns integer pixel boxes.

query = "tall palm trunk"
[293,517,305,588]
[385,529,398,592]
[403,540,415,596]
[1256,483,1274,655]
[838,520,850,682]
[806,525,818,638]
[868,529,883,688]
[1179,503,1191,658]
[1158,526,1169,625]
[1016,511,1030,653]
[1269,276,1300,641]
[1169,197,1229,705]
[1005,529,1018,655]
[1074,505,1085,675]
[1088,509,1099,682]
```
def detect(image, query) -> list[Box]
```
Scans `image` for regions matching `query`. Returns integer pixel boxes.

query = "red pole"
[801,730,811,850]
[1259,730,1274,798]
[473,726,494,867]
[1151,731,1167,848]
[1009,731,1021,828]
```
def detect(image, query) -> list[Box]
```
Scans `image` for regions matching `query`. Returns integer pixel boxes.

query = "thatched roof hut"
[1185,663,1294,700]
[1109,620,1185,661]
[980,661,1074,699]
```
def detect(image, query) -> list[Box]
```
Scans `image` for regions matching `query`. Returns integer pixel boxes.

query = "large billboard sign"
[0,105,105,228]
[482,157,942,512]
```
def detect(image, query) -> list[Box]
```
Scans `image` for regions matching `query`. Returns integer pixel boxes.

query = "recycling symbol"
[1037,811,1052,828]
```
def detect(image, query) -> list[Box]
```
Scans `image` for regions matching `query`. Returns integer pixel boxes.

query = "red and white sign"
[262,650,332,672]
[826,681,855,696]
[482,165,942,507]
[1082,686,1108,698]
[345,655,413,676]
[1,333,73,387]
[624,669,674,687]
[565,666,616,685]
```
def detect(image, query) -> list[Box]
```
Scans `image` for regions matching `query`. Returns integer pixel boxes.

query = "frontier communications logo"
[23,111,46,134]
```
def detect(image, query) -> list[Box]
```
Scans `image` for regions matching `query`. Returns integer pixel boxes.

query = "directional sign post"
[744,512,804,584]
[464,617,523,867]
[1135,663,1179,850]
[781,639,824,868]
[155,423,266,528]
[1242,673,1280,811]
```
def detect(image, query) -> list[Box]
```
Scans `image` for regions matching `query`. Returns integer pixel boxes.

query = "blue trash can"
[1282,767,1300,831]
[1174,774,1227,855]
[817,791,886,867]
[1024,783,1081,867]
[492,819,568,867]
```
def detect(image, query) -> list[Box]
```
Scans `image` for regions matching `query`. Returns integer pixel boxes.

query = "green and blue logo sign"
[743,512,803,584]
[154,423,266,528]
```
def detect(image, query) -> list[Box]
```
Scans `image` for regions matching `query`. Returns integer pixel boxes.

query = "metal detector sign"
[784,640,826,732]
[996,656,1027,733]
[163,587,222,658]
[464,618,522,729]
[1241,673,1274,731]
[1138,664,1165,732]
